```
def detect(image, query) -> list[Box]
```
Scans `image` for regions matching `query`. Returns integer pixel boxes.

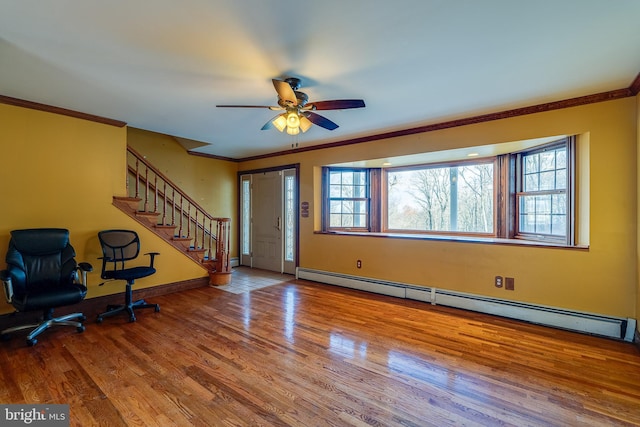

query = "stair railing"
[125,146,231,272]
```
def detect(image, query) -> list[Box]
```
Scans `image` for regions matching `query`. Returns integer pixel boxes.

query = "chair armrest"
[78,262,93,272]
[1,270,13,304]
[75,262,93,286]
[145,252,160,268]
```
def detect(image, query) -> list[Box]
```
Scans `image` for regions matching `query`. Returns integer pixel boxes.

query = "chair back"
[98,230,141,277]
[5,228,77,296]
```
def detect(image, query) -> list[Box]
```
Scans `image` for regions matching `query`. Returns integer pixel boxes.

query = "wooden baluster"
[162,182,167,225]
[208,219,213,261]
[171,188,176,228]
[144,167,149,212]
[154,175,158,214]
[126,152,130,196]
[135,158,140,199]
[193,208,200,249]
[186,204,192,239]
[178,196,184,238]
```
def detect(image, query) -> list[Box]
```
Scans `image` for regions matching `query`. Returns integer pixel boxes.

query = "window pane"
[524,155,539,174]
[552,194,566,214]
[539,151,556,171]
[387,163,493,233]
[242,179,250,255]
[551,213,566,236]
[353,185,366,198]
[556,149,566,169]
[555,169,567,190]
[519,193,567,237]
[328,169,369,229]
[539,171,555,191]
[330,200,342,214]
[518,143,568,240]
[524,174,538,192]
[284,175,294,262]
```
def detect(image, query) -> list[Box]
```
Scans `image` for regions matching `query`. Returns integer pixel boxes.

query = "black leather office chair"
[96,230,160,323]
[0,228,91,346]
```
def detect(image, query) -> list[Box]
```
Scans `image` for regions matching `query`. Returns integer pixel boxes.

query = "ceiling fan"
[216,77,365,135]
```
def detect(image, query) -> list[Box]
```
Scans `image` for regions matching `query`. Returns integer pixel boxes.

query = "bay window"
[322,136,576,246]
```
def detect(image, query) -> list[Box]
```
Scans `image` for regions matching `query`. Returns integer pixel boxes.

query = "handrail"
[127,146,220,221]
[125,146,231,273]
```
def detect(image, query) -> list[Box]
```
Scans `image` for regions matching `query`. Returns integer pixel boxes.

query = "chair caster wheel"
[26,338,37,346]
[96,317,103,324]
[80,315,87,321]
[154,305,160,313]
[77,325,85,333]
[129,316,136,323]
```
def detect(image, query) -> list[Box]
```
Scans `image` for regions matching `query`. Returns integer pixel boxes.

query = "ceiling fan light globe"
[286,126,300,136]
[286,112,300,129]
[272,115,287,132]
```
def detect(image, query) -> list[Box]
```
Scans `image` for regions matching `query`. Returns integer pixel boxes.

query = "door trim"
[238,164,300,272]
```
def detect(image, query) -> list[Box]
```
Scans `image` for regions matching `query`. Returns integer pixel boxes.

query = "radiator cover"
[296,267,636,342]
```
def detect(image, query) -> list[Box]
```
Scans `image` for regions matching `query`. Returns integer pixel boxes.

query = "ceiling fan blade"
[216,104,282,110]
[304,112,339,130]
[272,79,298,105]
[261,117,275,130]
[307,99,365,110]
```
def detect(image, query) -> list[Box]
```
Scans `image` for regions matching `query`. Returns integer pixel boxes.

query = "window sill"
[315,230,588,250]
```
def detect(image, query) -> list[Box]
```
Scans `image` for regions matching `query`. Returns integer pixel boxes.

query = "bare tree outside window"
[387,162,493,234]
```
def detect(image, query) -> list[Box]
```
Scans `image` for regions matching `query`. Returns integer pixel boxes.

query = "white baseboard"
[296,267,635,342]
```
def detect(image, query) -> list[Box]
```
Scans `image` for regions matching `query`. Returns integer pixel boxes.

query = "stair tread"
[136,211,160,216]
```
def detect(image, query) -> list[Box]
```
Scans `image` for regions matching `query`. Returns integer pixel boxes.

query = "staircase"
[111,146,231,282]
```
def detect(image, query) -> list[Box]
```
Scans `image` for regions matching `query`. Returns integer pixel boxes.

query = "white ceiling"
[1,1,640,159]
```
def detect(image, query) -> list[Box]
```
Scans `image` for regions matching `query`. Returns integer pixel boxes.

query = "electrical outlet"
[505,277,515,290]
[356,260,362,268]
[495,276,503,288]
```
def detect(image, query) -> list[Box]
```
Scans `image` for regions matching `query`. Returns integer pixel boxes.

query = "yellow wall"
[0,104,208,314]
[240,98,638,319]
[126,128,238,258]
[2,96,637,323]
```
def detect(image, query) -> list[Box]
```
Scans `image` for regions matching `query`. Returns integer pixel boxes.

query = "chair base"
[0,311,86,346]
[96,299,160,323]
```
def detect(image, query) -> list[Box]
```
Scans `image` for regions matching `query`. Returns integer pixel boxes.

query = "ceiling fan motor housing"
[284,77,302,90]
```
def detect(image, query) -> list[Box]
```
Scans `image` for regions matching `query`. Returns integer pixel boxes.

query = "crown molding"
[0,95,127,127]
[236,86,634,162]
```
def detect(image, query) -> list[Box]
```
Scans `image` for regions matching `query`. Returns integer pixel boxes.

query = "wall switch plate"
[505,277,515,290]
[495,276,503,288]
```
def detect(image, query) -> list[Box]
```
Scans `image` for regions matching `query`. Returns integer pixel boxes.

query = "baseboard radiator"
[296,268,636,342]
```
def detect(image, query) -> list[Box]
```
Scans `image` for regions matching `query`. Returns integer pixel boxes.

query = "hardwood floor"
[1,267,639,426]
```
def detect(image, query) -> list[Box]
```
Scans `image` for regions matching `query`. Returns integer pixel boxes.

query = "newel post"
[209,218,232,286]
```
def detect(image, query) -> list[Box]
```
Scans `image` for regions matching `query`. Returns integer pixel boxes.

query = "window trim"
[511,137,574,245]
[323,167,379,232]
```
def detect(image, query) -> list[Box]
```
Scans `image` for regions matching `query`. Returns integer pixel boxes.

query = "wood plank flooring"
[1,267,639,426]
